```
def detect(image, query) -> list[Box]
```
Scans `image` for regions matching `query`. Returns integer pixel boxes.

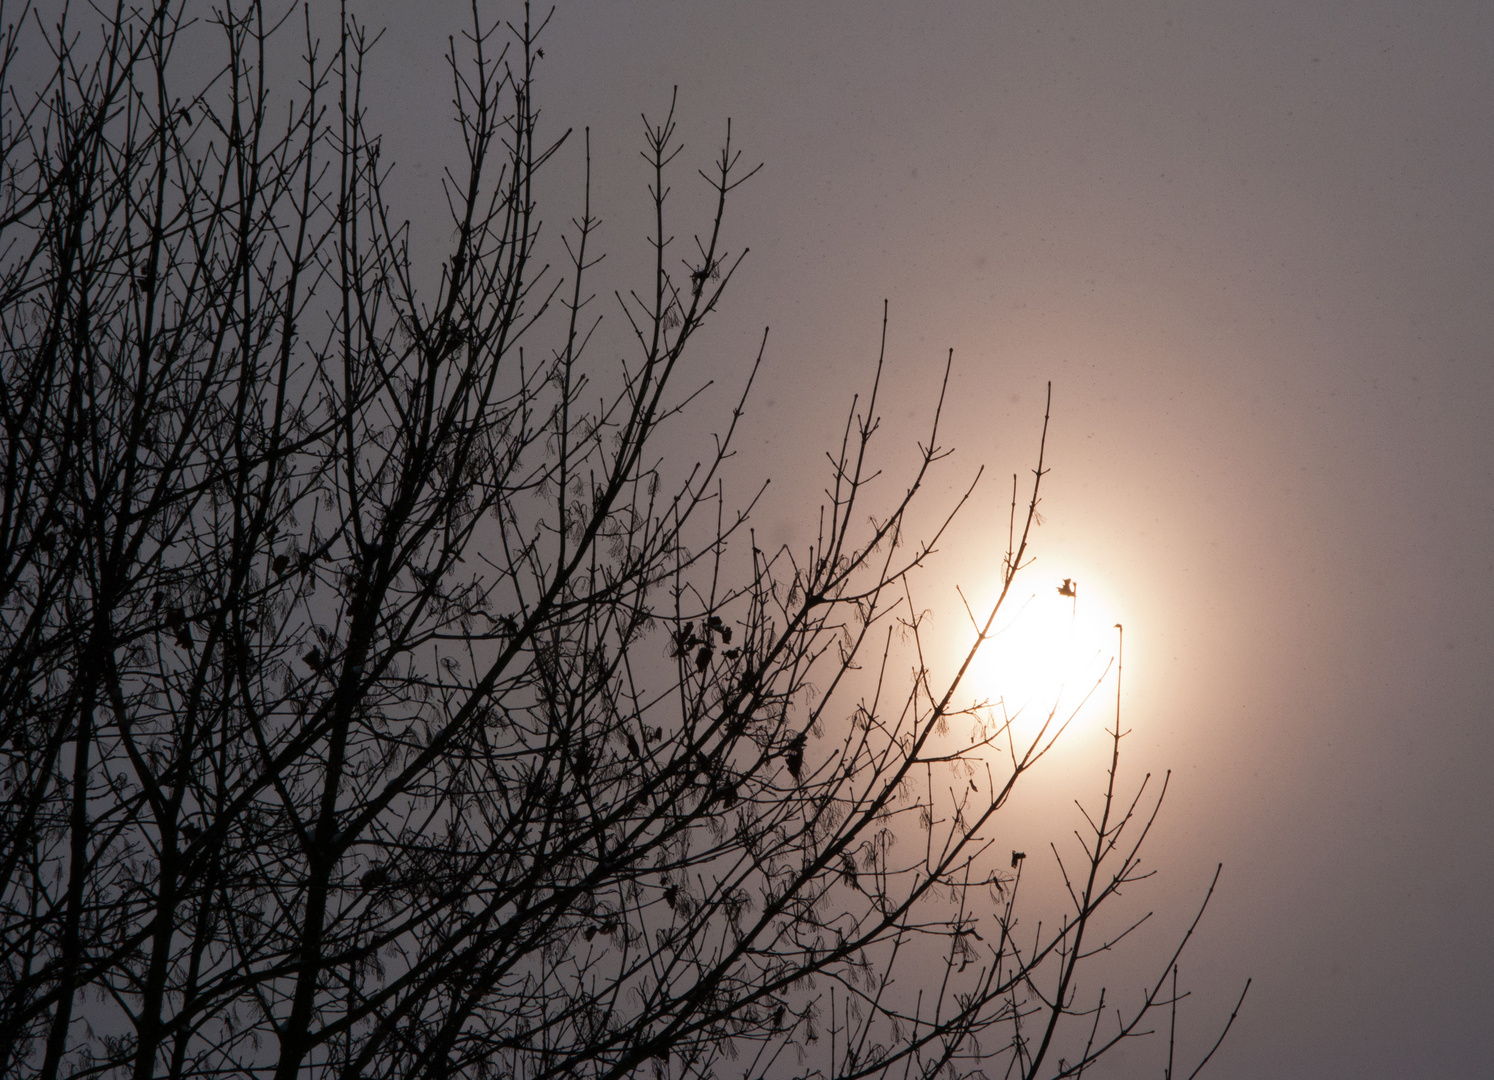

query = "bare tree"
[0,2,1246,1079]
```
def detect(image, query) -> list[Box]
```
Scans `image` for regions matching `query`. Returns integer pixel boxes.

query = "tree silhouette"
[0,3,1245,1079]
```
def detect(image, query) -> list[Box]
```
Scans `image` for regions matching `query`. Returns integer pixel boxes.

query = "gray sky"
[356,2,1494,1075]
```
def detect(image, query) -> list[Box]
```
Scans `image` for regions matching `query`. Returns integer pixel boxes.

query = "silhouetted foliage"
[0,3,1245,1079]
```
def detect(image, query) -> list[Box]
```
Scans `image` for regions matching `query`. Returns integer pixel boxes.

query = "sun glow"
[958,574,1121,747]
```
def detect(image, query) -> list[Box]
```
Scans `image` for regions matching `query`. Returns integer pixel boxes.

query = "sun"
[959,572,1120,745]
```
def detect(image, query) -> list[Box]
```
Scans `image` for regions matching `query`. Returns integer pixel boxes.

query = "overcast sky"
[347,2,1494,1075]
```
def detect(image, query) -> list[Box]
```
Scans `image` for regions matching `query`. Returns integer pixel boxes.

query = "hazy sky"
[351,2,1494,1075]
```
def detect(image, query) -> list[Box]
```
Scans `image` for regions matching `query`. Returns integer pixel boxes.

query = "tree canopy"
[0,3,1244,1079]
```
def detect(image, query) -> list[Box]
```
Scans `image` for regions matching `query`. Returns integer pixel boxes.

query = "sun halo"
[957,574,1121,752]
